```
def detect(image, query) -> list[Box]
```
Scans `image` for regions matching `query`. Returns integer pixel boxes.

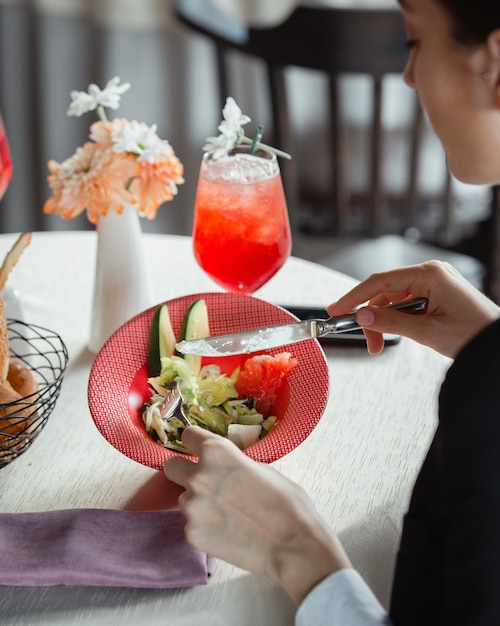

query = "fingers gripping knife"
[176,298,428,357]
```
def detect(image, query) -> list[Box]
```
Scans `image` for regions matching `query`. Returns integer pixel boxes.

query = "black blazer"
[389,319,500,625]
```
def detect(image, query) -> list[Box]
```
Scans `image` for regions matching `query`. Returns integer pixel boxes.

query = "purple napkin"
[0,508,214,588]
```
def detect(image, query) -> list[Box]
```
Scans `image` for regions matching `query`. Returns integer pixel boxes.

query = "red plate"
[88,292,330,470]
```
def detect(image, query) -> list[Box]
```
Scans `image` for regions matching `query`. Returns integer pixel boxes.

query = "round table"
[0,231,451,625]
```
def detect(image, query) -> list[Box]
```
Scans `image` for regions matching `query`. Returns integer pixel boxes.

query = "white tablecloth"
[0,231,450,625]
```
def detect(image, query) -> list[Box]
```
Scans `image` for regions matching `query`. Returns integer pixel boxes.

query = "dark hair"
[438,0,500,44]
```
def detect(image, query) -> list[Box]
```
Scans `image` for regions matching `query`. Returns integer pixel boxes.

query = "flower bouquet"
[44,77,184,223]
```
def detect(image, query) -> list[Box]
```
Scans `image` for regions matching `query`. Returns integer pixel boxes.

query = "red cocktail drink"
[193,147,291,293]
[0,114,13,200]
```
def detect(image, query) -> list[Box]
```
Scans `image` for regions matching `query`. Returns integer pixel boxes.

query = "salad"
[141,299,297,453]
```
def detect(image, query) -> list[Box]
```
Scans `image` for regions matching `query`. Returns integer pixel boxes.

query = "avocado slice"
[147,304,176,377]
[177,299,210,375]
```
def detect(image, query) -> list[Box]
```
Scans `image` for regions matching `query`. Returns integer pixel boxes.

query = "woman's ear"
[486,29,500,106]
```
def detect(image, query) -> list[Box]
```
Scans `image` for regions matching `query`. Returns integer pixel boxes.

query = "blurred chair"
[173,0,488,291]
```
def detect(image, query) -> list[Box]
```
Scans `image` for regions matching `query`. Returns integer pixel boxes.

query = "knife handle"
[319,297,428,335]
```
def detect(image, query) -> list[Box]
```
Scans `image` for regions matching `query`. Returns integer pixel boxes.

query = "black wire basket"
[0,320,69,468]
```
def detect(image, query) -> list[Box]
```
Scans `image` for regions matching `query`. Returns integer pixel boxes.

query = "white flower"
[138,141,173,163]
[204,97,291,161]
[111,120,173,162]
[220,97,251,133]
[203,134,235,161]
[67,76,131,117]
[204,97,251,160]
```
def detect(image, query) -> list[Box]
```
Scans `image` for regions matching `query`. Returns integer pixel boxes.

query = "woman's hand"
[327,261,500,358]
[164,426,351,606]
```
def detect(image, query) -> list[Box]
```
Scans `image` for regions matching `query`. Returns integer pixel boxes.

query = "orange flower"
[131,154,185,219]
[43,142,137,224]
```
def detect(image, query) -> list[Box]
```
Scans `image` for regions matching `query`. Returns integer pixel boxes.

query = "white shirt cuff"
[295,568,392,626]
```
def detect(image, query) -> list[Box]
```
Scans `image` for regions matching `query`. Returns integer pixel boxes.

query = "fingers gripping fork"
[159,380,191,429]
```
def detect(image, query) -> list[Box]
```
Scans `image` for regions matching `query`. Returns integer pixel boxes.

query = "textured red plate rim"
[88,292,330,470]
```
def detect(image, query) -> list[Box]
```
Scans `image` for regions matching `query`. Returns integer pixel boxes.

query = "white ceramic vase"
[88,203,152,354]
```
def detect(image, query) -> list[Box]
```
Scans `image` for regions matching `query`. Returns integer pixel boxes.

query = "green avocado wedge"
[177,299,210,375]
[147,304,176,377]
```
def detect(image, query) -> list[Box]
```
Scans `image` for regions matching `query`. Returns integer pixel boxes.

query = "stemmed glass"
[0,113,13,201]
[192,145,292,293]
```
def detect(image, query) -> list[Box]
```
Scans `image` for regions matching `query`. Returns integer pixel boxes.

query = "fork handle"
[318,297,428,335]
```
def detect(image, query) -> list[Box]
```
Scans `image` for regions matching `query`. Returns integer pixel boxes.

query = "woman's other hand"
[164,426,351,606]
[327,260,500,358]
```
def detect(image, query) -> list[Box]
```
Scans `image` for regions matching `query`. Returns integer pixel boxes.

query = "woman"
[165,0,500,623]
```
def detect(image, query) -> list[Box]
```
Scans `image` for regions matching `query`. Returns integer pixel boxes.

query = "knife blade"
[175,297,428,357]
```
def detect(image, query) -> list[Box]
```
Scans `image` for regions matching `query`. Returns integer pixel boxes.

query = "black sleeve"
[437,319,500,625]
[390,319,500,625]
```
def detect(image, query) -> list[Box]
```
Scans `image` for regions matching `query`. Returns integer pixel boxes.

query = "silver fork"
[158,380,191,428]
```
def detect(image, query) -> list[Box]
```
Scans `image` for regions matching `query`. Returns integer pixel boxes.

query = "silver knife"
[175,297,428,357]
